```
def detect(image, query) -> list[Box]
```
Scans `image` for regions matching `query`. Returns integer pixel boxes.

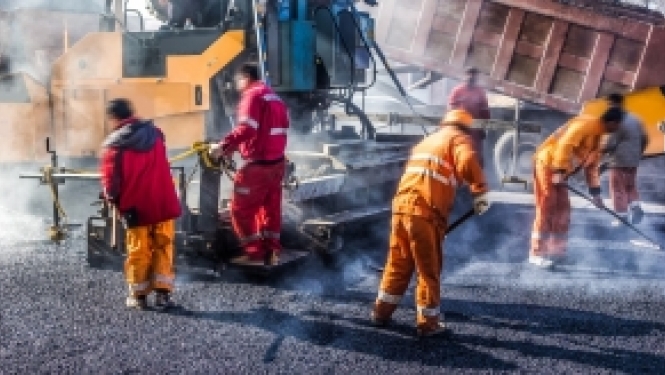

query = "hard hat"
[442,109,473,127]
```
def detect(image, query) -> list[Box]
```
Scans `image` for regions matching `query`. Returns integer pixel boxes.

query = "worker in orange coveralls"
[448,67,490,167]
[529,107,622,269]
[100,99,182,310]
[210,63,289,266]
[371,109,490,337]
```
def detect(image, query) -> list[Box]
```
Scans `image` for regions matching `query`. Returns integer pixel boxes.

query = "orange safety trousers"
[231,160,285,260]
[530,163,570,257]
[125,220,175,297]
[609,167,639,214]
[374,214,443,330]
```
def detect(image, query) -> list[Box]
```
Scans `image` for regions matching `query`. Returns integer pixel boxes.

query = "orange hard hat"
[441,109,473,127]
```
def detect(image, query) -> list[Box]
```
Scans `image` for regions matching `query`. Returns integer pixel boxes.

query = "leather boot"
[370,301,398,327]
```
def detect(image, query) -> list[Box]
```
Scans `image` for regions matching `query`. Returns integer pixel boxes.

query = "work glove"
[473,193,491,215]
[589,187,604,209]
[551,170,567,186]
[208,143,222,160]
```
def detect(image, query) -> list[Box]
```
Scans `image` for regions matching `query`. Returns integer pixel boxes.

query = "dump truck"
[370,0,665,200]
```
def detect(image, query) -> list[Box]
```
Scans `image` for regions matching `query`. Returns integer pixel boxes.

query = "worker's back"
[535,115,604,173]
[392,126,487,223]
[101,119,182,226]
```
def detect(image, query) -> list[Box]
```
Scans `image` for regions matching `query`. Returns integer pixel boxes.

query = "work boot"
[264,250,280,266]
[154,290,176,311]
[417,316,450,338]
[126,295,148,310]
[528,255,554,269]
[630,204,644,225]
[370,301,397,327]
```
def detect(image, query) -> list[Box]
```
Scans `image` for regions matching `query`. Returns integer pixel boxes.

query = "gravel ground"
[1,211,665,375]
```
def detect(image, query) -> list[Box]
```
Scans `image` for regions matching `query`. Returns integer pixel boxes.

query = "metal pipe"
[125,9,145,31]
[252,0,267,81]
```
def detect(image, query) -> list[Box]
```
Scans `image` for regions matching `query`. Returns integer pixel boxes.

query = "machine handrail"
[124,8,145,31]
[338,8,377,91]
[313,5,355,91]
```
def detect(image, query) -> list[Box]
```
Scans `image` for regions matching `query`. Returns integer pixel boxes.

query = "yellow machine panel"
[581,87,665,155]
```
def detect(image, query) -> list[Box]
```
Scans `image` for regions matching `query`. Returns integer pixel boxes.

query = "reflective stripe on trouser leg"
[377,290,402,304]
[378,215,417,306]
[231,164,267,260]
[232,163,284,259]
[410,216,443,327]
[531,163,570,257]
[417,306,440,317]
[374,215,416,322]
[260,162,285,254]
[128,281,150,295]
[125,226,153,296]
[150,220,176,291]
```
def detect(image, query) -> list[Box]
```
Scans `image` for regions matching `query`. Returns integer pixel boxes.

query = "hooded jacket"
[100,118,181,226]
[602,112,647,168]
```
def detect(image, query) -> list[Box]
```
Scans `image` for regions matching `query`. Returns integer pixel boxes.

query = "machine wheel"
[493,130,540,187]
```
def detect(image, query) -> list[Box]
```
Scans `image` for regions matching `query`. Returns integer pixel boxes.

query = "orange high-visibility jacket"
[535,115,605,188]
[392,126,488,223]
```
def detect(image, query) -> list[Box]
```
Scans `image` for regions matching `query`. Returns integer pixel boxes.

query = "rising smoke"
[0,0,108,244]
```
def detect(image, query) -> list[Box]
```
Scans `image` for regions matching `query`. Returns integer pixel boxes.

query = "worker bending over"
[211,63,289,266]
[602,93,647,226]
[448,67,490,167]
[371,109,490,337]
[529,107,622,268]
[100,99,182,310]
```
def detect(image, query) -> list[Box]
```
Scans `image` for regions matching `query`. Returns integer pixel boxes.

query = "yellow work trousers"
[124,220,175,297]
[375,214,443,329]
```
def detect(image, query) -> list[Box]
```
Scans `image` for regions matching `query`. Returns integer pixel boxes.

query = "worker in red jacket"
[448,67,490,167]
[211,63,289,266]
[100,99,182,310]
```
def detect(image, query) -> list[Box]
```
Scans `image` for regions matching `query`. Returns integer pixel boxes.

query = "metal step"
[301,205,390,227]
[227,249,310,271]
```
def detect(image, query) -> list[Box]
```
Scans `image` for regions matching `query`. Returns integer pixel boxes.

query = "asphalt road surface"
[1,206,665,375]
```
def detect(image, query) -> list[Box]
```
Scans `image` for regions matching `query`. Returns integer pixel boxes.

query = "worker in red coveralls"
[210,63,289,266]
[100,98,182,311]
[448,67,490,167]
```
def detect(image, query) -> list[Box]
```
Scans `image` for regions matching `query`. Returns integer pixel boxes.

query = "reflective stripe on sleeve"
[377,291,402,304]
[239,117,259,129]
